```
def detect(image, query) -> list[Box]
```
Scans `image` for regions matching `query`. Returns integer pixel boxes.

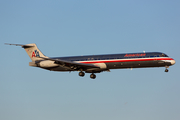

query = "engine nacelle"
[39,60,59,67]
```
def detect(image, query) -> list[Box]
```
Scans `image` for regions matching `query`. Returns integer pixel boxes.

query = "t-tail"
[5,43,47,61]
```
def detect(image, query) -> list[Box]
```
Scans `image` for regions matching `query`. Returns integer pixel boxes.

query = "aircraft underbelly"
[42,60,172,72]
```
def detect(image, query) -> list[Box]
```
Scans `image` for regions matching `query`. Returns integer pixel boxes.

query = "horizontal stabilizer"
[5,43,34,48]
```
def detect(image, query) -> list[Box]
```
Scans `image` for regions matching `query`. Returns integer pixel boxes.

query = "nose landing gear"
[165,66,169,72]
[165,69,169,72]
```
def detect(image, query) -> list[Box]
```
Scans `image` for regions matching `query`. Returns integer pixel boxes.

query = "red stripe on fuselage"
[80,57,174,64]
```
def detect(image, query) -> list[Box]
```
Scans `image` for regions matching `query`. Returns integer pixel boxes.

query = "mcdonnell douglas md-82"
[6,43,175,79]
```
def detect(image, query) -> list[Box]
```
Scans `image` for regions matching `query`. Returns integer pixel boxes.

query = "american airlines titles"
[124,53,146,57]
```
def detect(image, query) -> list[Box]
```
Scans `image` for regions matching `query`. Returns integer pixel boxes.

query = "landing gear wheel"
[165,69,169,72]
[79,71,85,77]
[90,73,96,79]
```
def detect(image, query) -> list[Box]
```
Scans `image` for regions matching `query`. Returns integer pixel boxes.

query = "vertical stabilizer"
[23,43,47,61]
[5,43,48,61]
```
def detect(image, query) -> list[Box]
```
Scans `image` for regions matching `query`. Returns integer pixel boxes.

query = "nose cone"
[171,59,176,65]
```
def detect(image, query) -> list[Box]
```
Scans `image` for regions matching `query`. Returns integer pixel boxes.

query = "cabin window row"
[69,55,167,61]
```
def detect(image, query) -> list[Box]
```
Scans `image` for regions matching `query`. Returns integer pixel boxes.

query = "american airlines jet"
[6,43,175,79]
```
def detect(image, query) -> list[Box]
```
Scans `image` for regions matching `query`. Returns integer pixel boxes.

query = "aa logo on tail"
[32,50,40,57]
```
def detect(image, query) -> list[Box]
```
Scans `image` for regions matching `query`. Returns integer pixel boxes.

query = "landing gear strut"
[79,71,85,77]
[90,73,96,79]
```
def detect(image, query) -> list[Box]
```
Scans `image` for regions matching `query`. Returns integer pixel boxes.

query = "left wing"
[38,57,100,70]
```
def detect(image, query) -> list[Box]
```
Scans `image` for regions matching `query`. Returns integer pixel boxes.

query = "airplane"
[5,43,175,79]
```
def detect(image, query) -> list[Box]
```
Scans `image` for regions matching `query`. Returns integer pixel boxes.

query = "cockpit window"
[160,53,168,57]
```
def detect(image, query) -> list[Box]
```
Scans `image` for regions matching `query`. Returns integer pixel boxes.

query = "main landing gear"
[90,73,96,79]
[78,71,96,79]
[79,71,85,77]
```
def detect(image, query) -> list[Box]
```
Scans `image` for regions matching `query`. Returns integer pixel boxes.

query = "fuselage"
[48,52,175,72]
[6,43,176,79]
